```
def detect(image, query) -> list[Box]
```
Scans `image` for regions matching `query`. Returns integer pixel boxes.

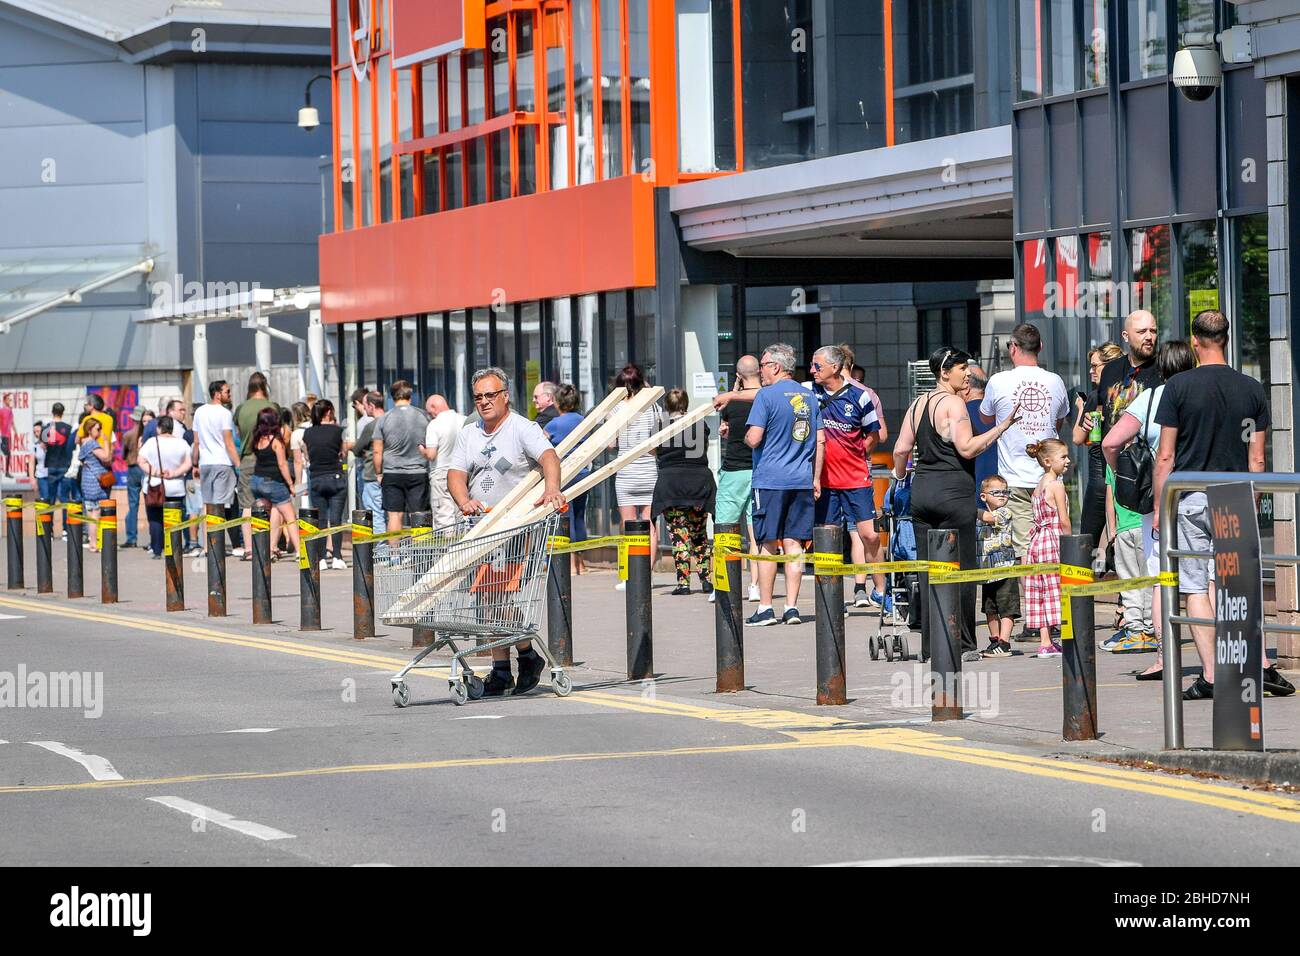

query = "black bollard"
[1061,534,1099,741]
[5,496,23,590]
[624,519,653,681]
[251,507,272,624]
[814,524,847,705]
[713,523,745,693]
[164,500,185,612]
[547,511,574,667]
[406,511,435,648]
[351,509,375,640]
[66,503,84,599]
[206,503,227,617]
[927,528,962,720]
[100,500,118,604]
[299,507,322,631]
[34,500,53,594]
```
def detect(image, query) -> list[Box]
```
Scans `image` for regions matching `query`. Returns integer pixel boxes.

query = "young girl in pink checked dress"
[1023,439,1072,658]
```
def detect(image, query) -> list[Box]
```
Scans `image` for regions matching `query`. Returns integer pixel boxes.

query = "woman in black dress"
[651,388,716,596]
[893,348,1021,659]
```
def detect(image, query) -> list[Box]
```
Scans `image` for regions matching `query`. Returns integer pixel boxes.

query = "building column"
[308,310,326,398]
[1267,77,1297,664]
[191,323,209,405]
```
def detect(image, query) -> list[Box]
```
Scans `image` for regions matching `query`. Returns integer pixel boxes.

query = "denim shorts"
[250,475,292,506]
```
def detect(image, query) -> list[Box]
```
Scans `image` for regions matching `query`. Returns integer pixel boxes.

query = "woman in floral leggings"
[651,389,716,596]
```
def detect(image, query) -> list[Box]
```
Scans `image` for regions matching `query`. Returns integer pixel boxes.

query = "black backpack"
[1114,390,1156,514]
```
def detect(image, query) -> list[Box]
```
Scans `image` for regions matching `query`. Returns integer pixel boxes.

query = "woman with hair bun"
[893,347,1022,659]
[1022,437,1072,657]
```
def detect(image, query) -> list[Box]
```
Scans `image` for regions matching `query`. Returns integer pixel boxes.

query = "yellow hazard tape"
[617,533,652,581]
[550,533,626,555]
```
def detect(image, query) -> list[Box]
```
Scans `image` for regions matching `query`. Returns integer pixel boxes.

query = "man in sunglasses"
[448,367,566,696]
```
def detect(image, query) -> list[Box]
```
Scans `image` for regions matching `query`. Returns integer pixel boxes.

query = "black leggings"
[309,473,348,560]
[912,484,978,657]
[1080,446,1107,544]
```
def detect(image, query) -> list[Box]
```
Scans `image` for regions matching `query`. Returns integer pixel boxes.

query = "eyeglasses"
[984,490,1011,498]
[810,362,823,372]
[473,389,507,404]
[760,360,780,369]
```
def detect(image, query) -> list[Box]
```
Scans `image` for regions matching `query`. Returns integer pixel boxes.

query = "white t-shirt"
[1121,384,1164,452]
[192,403,235,467]
[448,411,553,508]
[139,434,194,498]
[979,364,1069,488]
[424,410,467,480]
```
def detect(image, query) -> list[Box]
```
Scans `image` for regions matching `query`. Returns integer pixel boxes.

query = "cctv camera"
[1172,44,1222,102]
[298,105,320,130]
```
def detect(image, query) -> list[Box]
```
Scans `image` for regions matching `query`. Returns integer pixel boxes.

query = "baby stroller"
[869,471,918,662]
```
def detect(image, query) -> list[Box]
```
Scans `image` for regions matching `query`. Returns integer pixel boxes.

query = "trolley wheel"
[868,634,881,661]
[894,635,911,662]
[449,681,469,706]
[465,675,485,700]
[392,682,411,708]
[883,631,896,663]
[552,672,572,697]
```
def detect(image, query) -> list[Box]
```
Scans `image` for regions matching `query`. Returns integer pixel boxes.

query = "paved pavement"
[1,537,1298,866]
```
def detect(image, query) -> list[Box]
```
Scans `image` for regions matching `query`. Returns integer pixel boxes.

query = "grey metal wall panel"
[0,61,143,126]
[1014,106,1046,233]
[199,121,328,182]
[1174,93,1218,218]
[1048,101,1078,229]
[0,121,145,187]
[1226,67,1268,210]
[1123,84,1171,220]
[1080,94,1113,225]
[0,182,150,249]
[0,14,116,67]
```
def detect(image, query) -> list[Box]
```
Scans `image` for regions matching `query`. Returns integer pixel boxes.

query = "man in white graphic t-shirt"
[979,323,1068,559]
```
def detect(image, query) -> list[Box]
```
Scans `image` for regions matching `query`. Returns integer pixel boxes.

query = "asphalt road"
[1,590,1298,867]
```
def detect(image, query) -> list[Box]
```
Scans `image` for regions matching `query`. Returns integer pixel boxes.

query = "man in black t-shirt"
[1153,309,1294,701]
[714,355,762,602]
[42,403,75,511]
[1090,309,1160,436]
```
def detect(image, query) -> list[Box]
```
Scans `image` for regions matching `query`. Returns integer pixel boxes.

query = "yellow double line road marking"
[3,594,1300,824]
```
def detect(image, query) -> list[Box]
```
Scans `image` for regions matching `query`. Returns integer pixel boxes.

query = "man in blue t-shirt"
[743,343,824,627]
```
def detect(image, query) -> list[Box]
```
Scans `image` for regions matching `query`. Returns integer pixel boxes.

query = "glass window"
[1179,220,1219,340]
[1129,224,1172,335]
[894,0,975,145]
[552,297,574,391]
[399,317,418,394]
[361,320,378,390]
[1048,0,1075,95]
[516,12,536,112]
[742,0,812,169]
[358,70,373,226]
[604,291,629,386]
[677,0,736,173]
[517,125,537,195]
[338,73,354,229]
[447,52,463,130]
[1178,0,1214,40]
[1081,0,1108,89]
[335,0,350,66]
[520,303,542,418]
[494,307,519,406]
[376,55,393,223]
[1022,238,1049,325]
[628,1,652,177]
[445,146,463,209]
[1052,235,1084,380]
[466,50,485,126]
[382,318,398,393]
[449,310,468,410]
[424,313,446,400]
[600,0,625,178]
[397,64,413,141]
[633,288,657,383]
[574,1,597,184]
[546,14,569,188]
[576,294,599,409]
[1127,0,1167,80]
[1018,0,1042,100]
[489,15,510,116]
[491,129,511,200]
[420,151,440,214]
[470,308,491,379]
[343,323,359,420]
[421,61,442,134]
[467,137,487,205]
[1233,213,1270,469]
[1084,231,1116,347]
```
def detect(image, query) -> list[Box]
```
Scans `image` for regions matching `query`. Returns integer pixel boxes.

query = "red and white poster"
[0,388,35,493]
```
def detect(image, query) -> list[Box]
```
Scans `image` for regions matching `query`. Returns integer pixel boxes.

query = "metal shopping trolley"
[377,510,571,707]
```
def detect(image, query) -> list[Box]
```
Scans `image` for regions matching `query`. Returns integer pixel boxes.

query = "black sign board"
[1208,481,1265,751]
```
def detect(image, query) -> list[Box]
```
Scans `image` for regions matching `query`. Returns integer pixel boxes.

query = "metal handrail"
[1158,471,1300,750]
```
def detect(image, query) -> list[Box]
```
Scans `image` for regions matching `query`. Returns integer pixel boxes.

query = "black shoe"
[670,585,690,596]
[1135,669,1163,681]
[513,652,545,695]
[981,640,1011,658]
[481,669,514,697]
[1183,676,1214,700]
[1264,666,1296,697]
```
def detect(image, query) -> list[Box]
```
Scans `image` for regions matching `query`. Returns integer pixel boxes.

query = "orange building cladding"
[319,0,699,326]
